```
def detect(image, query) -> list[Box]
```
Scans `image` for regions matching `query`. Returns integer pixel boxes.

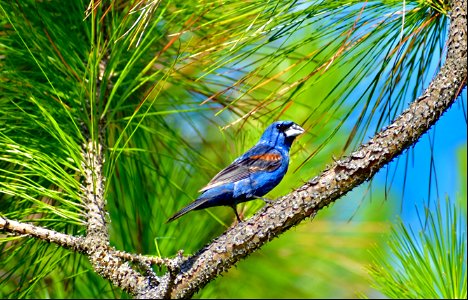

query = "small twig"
[113,250,172,266]
[0,216,86,252]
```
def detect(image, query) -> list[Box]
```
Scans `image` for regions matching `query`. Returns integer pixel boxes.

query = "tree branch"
[81,139,153,295]
[168,0,467,297]
[0,215,170,281]
[82,140,108,240]
[0,217,85,251]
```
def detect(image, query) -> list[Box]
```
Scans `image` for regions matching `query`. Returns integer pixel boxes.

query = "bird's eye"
[276,123,289,131]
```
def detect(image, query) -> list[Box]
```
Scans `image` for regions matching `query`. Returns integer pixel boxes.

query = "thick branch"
[169,1,467,298]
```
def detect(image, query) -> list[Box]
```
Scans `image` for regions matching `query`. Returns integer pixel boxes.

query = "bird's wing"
[199,145,282,192]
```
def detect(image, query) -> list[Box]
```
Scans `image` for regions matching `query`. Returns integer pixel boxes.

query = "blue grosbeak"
[167,120,304,223]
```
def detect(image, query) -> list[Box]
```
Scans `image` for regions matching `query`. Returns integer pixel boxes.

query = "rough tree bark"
[0,0,466,299]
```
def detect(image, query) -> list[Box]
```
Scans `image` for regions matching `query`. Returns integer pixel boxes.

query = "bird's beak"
[284,123,305,137]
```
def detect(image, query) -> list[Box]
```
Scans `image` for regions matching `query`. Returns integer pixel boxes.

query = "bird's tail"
[166,199,206,223]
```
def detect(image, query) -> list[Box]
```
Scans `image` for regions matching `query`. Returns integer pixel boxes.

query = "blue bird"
[167,120,304,223]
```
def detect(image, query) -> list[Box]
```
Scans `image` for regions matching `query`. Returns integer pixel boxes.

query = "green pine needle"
[368,198,467,299]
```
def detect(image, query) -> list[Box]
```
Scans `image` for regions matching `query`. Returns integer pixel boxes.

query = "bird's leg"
[253,196,275,205]
[231,205,242,222]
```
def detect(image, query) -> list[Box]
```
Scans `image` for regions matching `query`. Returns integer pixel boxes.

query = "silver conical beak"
[284,123,305,137]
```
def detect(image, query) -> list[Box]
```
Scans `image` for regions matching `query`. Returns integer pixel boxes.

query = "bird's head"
[260,120,304,148]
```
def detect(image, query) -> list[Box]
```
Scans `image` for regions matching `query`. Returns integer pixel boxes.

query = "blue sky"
[390,89,467,224]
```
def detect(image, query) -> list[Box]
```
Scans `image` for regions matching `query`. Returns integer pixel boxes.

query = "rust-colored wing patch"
[249,153,282,161]
[199,150,283,192]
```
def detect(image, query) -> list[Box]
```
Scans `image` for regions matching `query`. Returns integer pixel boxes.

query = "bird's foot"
[231,205,243,223]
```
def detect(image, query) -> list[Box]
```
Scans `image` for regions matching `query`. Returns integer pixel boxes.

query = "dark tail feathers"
[166,199,206,223]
